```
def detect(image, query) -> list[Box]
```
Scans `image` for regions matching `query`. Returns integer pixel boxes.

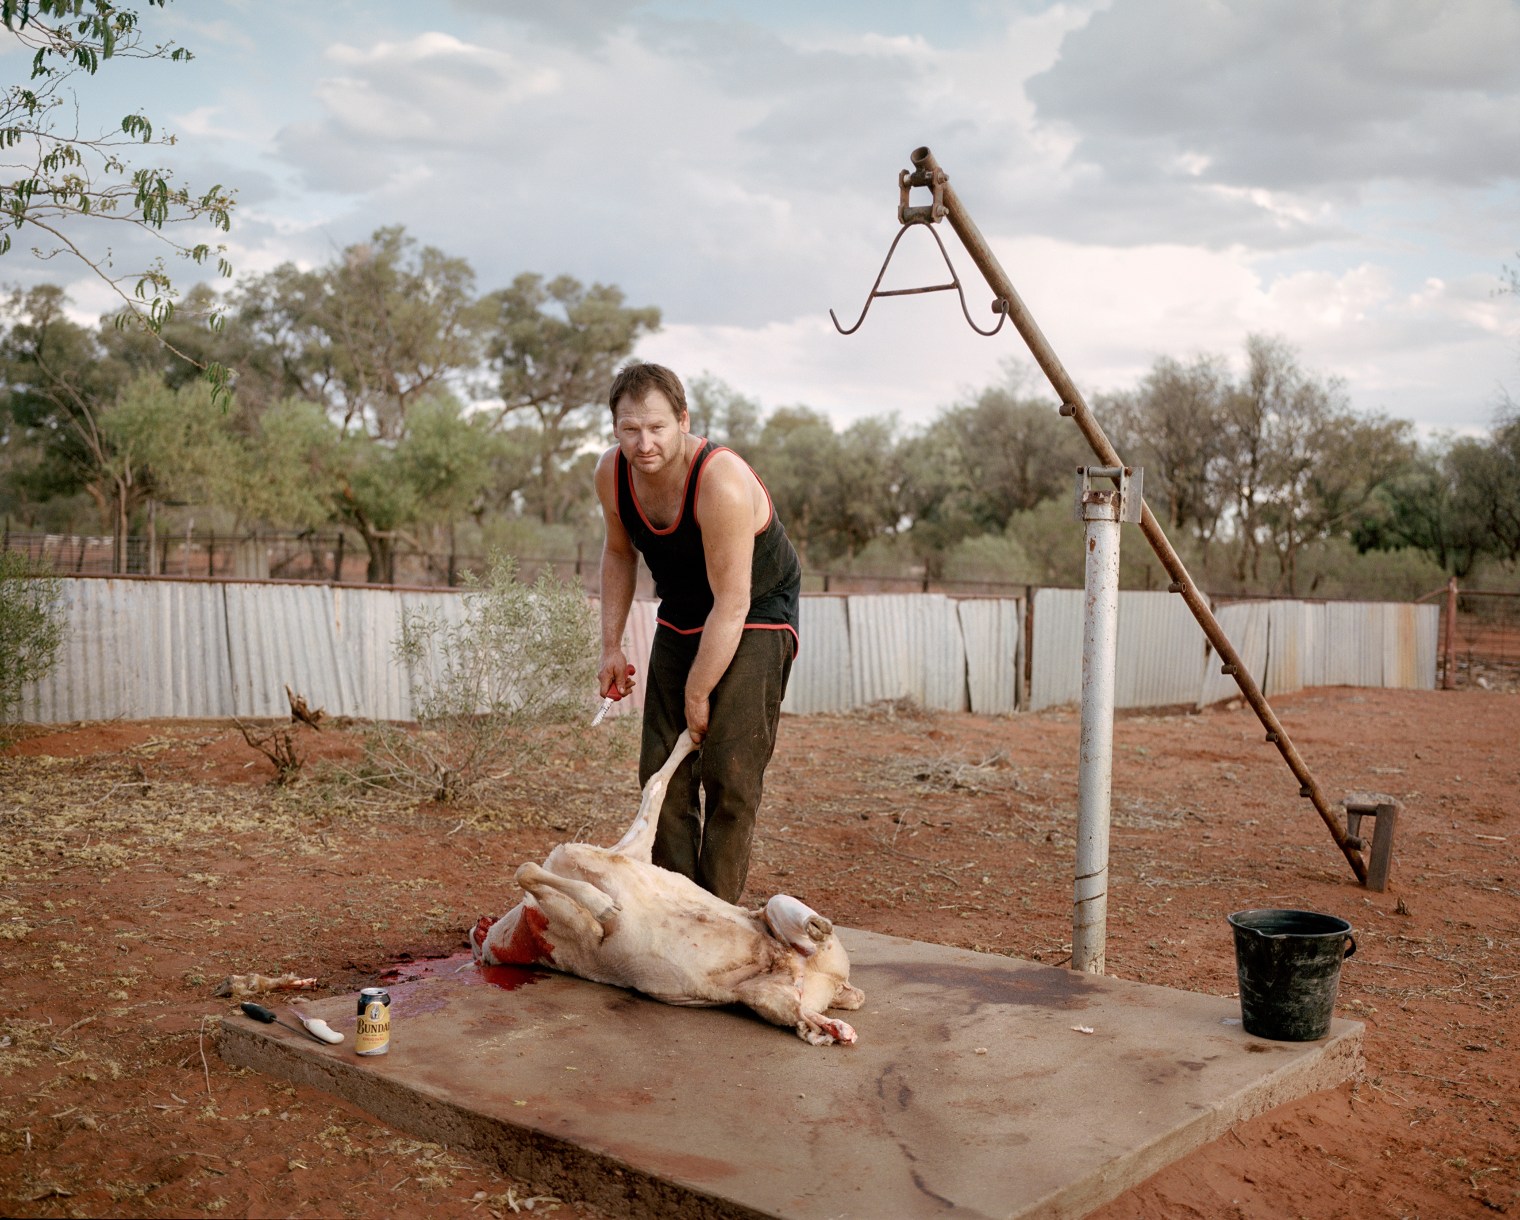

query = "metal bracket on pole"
[898,165,947,224]
[831,144,1370,887]
[1074,466,1143,526]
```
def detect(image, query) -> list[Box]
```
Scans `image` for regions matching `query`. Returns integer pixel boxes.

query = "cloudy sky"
[11,0,1520,437]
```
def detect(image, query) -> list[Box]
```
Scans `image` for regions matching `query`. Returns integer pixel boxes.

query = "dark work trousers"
[640,624,794,904]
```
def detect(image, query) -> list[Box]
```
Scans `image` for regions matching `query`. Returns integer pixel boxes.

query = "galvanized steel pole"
[1073,468,1132,973]
[906,145,1367,885]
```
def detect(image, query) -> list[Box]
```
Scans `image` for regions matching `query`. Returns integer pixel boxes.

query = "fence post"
[1443,576,1458,690]
[1023,585,1035,710]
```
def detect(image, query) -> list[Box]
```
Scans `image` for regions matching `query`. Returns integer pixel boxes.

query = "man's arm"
[685,451,756,741]
[595,448,639,701]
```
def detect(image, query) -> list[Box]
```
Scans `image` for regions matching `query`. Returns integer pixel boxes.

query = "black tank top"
[616,439,801,642]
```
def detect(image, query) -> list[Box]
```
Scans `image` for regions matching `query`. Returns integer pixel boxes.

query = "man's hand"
[599,655,637,701]
[684,690,709,745]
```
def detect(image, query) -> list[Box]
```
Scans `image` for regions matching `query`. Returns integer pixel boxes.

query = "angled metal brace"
[828,219,1011,337]
[849,143,1369,887]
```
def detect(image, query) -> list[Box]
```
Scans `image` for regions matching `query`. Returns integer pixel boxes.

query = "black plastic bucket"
[1228,909,1356,1041]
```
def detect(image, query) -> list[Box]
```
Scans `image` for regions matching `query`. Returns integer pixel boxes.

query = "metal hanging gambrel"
[828,167,1011,337]
[832,144,1371,888]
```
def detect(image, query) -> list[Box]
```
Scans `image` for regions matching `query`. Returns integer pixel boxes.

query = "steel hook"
[829,221,1010,337]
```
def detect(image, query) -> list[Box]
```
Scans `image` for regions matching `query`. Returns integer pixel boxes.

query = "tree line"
[2,226,1518,597]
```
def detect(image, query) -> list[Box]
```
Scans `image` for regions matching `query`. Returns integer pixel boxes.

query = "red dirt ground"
[1,686,1516,1219]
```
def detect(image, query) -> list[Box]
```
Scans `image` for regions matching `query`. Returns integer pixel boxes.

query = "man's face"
[613,389,690,475]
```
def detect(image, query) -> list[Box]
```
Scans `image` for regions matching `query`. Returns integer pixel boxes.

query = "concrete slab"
[220,929,1362,1220]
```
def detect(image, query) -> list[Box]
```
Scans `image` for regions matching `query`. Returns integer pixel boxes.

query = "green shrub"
[0,552,67,727]
[1294,540,1449,601]
[362,554,600,803]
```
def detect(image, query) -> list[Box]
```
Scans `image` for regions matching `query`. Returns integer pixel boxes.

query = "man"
[595,362,801,903]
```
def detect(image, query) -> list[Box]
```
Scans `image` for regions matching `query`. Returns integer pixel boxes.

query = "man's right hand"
[598,656,637,701]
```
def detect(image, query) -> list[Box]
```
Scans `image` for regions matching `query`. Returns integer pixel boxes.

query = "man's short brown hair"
[608,361,688,423]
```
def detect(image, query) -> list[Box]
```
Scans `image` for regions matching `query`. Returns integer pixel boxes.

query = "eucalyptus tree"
[1102,353,1233,545]
[748,406,840,564]
[1450,407,1520,566]
[1266,409,1414,593]
[1214,336,1333,585]
[220,391,500,585]
[877,370,1083,578]
[822,416,904,561]
[0,283,241,567]
[98,372,239,567]
[233,228,479,435]
[688,375,764,455]
[480,274,659,525]
[1356,441,1483,578]
[749,409,904,565]
[893,424,978,579]
[941,381,1084,533]
[230,228,484,580]
[389,394,501,582]
[1,283,133,551]
[232,397,342,535]
[1232,340,1411,591]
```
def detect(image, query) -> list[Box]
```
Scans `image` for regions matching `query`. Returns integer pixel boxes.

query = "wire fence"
[1,525,1046,597]
[0,527,589,589]
[1445,588,1520,692]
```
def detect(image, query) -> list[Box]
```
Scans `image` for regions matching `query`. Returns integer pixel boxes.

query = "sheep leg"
[516,861,620,929]
[735,975,859,1046]
[608,729,698,861]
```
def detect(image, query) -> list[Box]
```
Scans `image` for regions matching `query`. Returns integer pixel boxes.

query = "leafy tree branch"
[1,0,235,397]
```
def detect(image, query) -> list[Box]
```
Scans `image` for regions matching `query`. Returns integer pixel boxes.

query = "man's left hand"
[684,692,710,745]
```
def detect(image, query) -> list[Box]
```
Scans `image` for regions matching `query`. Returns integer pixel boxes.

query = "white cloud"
[171,106,241,141]
[638,230,1519,439]
[28,0,1510,438]
[1028,0,1520,192]
[315,33,561,143]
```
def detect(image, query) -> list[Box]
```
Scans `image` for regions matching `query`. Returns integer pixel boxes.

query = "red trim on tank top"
[654,617,800,658]
[691,445,773,538]
[620,440,776,540]
[626,437,708,536]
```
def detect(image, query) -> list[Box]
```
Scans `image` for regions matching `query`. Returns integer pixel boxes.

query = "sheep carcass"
[470,731,863,1045]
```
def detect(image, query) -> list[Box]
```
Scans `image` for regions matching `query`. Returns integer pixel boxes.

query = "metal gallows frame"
[834,145,1368,885]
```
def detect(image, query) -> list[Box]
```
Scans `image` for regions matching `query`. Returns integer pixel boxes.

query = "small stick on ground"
[234,718,305,784]
[198,1016,213,1099]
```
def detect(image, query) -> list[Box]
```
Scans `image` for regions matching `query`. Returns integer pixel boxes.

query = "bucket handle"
[1236,924,1357,959]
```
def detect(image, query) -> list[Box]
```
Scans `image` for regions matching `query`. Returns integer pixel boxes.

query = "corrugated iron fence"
[9,577,1436,725]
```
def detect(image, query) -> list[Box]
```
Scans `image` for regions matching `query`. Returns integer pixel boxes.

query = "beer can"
[355,987,392,1056]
